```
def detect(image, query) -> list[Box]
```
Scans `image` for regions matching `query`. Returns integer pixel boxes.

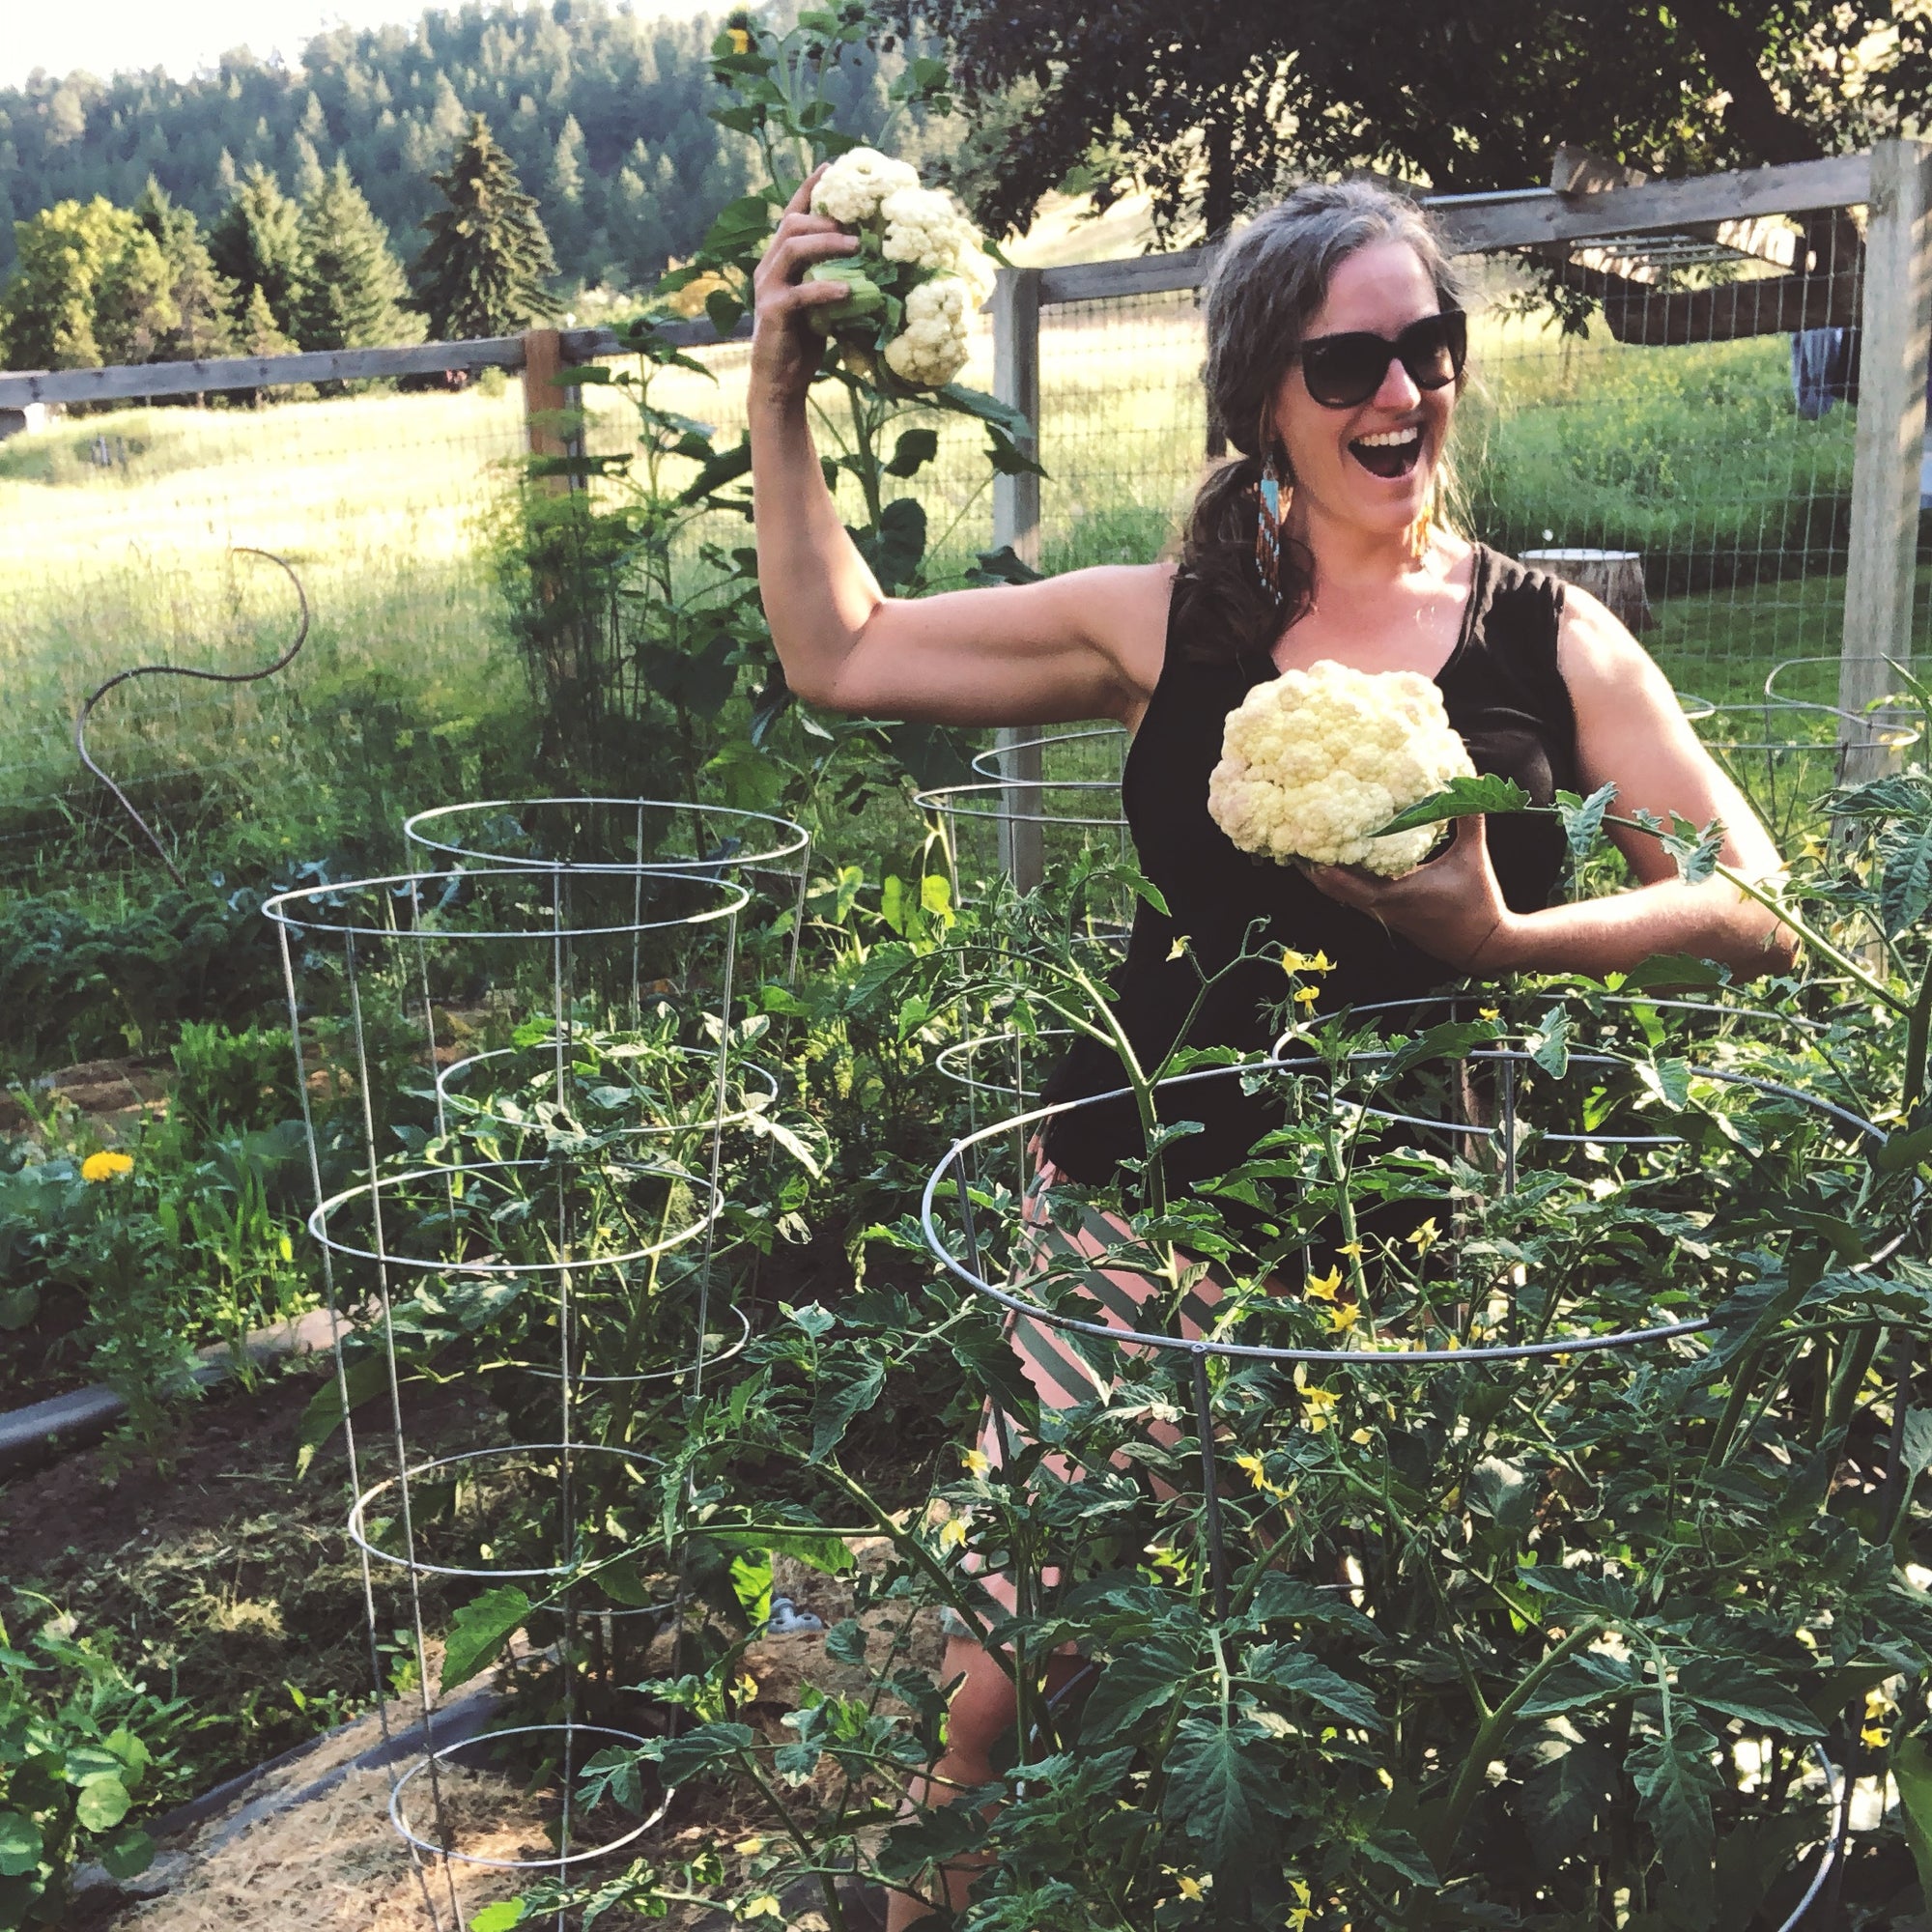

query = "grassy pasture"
[0,297,1892,887]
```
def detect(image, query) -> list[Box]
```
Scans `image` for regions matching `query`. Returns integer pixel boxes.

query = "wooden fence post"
[991,268,1044,893]
[1840,138,1932,783]
[521,327,580,494]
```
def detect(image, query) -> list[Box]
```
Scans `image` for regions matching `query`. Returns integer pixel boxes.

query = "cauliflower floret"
[883,277,971,388]
[878,185,987,290]
[810,147,921,226]
[1207,660,1476,875]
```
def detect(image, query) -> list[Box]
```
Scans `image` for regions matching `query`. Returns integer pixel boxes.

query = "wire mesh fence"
[2,152,1924,895]
[0,379,528,883]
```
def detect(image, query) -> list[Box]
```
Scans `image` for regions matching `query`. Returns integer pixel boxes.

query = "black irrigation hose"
[73,546,310,885]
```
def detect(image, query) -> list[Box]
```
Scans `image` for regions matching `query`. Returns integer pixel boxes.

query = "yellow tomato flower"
[80,1151,133,1183]
[1863,1723,1890,1748]
[1349,1426,1374,1444]
[1281,949,1334,976]
[1235,1452,1288,1499]
[1303,1265,1342,1302]
[1294,985,1321,1008]
[734,1835,766,1857]
[1179,1876,1205,1900]
[726,26,753,52]
[1336,1239,1363,1259]
[1288,1877,1315,1930]
[1406,1217,1440,1254]
[742,1896,782,1921]
[939,1518,969,1551]
[961,1448,990,1477]
[1300,1386,1339,1432]
[1479,1006,1500,1021]
[1329,1303,1360,1334]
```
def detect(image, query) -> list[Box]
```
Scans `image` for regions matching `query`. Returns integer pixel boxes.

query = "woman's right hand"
[750,167,859,412]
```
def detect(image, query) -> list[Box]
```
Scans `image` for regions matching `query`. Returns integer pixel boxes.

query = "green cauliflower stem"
[803,259,887,335]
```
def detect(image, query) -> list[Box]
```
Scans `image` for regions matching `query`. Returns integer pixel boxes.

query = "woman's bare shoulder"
[1034,559,1176,700]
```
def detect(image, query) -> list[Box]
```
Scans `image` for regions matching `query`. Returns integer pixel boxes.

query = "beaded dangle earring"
[1254,443,1291,604]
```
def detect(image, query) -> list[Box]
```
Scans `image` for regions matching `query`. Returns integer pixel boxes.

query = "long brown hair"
[1174,182,1469,666]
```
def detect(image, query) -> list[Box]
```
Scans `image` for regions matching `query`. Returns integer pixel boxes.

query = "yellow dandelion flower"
[1406,1217,1440,1254]
[80,1150,133,1183]
[1303,1265,1342,1302]
[725,26,752,53]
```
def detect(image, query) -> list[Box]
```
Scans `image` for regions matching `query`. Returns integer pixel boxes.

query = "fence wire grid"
[0,185,1919,888]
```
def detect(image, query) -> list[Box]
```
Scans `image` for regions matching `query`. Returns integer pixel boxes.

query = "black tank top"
[1040,544,1579,1183]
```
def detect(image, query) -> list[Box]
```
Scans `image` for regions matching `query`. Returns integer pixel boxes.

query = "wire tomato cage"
[265,864,758,1923]
[920,997,1899,1915]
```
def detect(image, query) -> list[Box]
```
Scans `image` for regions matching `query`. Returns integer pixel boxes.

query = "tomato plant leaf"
[1377,773,1531,836]
[809,1353,886,1462]
[1628,1722,1721,1910]
[1362,1826,1438,1886]
[1556,781,1617,862]
[1675,1658,1826,1737]
[1079,1633,1201,1744]
[440,1585,531,1692]
[1161,1718,1294,1864]
[1246,1645,1384,1731]
[1521,1728,1617,1865]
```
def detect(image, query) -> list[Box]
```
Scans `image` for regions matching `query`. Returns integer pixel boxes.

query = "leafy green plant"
[0,1604,193,1928]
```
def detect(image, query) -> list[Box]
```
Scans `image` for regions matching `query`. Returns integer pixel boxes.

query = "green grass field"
[0,302,1899,890]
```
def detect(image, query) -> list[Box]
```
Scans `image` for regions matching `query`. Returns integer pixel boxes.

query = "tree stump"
[1521,548,1654,632]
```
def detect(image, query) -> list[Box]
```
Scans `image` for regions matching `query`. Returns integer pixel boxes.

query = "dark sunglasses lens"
[1402,312,1466,389]
[1301,313,1467,408]
[1302,336,1389,409]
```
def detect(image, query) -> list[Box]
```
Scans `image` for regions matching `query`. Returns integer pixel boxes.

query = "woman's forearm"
[750,391,886,706]
[1483,876,1799,980]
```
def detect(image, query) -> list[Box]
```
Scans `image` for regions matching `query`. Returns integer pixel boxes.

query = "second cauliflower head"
[1207,660,1476,876]
[804,147,985,391]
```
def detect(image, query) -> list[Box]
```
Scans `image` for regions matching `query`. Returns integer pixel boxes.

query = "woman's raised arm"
[748,171,1165,727]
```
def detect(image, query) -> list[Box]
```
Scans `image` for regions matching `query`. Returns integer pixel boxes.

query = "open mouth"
[1349,425,1422,479]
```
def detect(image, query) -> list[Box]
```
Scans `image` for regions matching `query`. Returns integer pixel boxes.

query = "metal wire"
[73,546,309,884]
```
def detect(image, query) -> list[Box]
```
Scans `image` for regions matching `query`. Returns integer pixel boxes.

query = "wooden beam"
[0,334,525,409]
[1435,154,1870,254]
[1840,138,1932,781]
[1577,261,1861,344]
[990,268,1045,893]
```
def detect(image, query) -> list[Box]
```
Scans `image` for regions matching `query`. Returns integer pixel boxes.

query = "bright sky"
[2,0,717,91]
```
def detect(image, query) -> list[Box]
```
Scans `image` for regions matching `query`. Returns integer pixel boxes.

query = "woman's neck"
[1291,498,1441,602]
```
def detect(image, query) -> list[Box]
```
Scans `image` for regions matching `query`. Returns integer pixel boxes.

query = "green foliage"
[0,1605,192,1928]
[411,114,560,341]
[289,159,418,355]
[0,197,130,371]
[208,164,305,343]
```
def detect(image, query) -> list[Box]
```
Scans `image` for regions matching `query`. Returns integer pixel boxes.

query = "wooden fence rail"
[1,144,1924,838]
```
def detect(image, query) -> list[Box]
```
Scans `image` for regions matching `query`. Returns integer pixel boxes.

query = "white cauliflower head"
[810,147,921,226]
[883,277,971,388]
[878,185,987,287]
[1207,660,1476,875]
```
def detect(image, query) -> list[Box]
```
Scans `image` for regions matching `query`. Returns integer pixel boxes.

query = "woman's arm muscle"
[1559,585,1784,889]
[748,169,1167,727]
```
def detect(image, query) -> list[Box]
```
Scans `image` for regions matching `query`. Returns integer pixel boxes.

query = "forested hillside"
[0,1,898,292]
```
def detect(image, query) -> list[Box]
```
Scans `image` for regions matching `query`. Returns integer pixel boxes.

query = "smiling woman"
[746,172,1800,1930]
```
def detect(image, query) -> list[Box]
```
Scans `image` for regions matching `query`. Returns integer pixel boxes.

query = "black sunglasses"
[1296,310,1467,410]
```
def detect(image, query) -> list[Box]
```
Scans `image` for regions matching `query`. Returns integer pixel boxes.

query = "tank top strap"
[1440,545,1572,736]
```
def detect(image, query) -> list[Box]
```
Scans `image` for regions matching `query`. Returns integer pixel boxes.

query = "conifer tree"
[290,158,417,352]
[133,179,235,360]
[411,113,560,339]
[210,164,304,339]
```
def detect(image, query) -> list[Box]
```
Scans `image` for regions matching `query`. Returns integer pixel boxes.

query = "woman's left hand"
[1303,815,1520,972]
